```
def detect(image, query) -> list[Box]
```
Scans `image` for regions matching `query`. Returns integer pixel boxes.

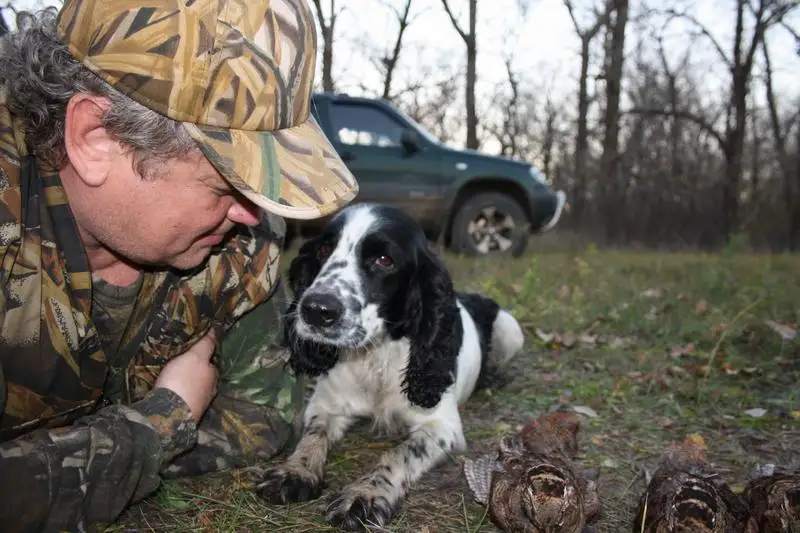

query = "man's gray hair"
[0,8,197,177]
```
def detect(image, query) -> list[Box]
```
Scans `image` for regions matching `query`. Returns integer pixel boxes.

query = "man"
[0,0,357,531]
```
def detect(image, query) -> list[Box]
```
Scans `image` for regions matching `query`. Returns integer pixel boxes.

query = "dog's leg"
[255,387,357,505]
[325,407,465,530]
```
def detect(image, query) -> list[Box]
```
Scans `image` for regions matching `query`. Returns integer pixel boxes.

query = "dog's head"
[283,203,462,408]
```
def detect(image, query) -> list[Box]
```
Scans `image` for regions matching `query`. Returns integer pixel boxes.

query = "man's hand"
[154,330,219,423]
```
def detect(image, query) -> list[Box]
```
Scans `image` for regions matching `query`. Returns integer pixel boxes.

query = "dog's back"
[457,292,524,391]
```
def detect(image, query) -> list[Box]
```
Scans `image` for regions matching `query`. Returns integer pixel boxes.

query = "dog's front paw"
[254,464,323,505]
[325,483,399,531]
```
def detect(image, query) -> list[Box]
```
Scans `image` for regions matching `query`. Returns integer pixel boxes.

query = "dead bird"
[462,411,601,533]
[742,463,800,533]
[632,434,758,533]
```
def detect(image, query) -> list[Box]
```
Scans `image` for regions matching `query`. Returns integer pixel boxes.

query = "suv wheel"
[450,192,529,257]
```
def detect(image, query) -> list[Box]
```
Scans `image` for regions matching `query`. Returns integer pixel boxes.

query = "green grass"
[111,245,800,532]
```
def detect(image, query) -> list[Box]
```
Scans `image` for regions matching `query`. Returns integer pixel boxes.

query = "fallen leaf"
[676,293,689,301]
[710,323,729,338]
[562,331,578,348]
[659,418,675,428]
[744,408,767,418]
[791,411,800,420]
[695,299,709,314]
[535,328,555,343]
[640,288,664,299]
[590,435,605,446]
[669,343,695,358]
[572,405,599,418]
[741,367,763,376]
[600,457,618,468]
[557,284,572,300]
[578,333,598,345]
[540,373,561,382]
[720,363,739,375]
[683,363,710,377]
[685,433,707,449]
[764,320,797,341]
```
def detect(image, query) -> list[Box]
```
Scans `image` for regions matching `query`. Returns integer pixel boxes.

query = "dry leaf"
[683,363,710,376]
[641,288,664,299]
[764,320,797,341]
[695,299,709,314]
[744,408,767,418]
[562,331,578,348]
[557,284,572,300]
[540,373,561,382]
[686,433,707,449]
[535,328,555,343]
[791,411,800,420]
[720,363,739,375]
[572,405,599,418]
[711,323,729,338]
[669,343,695,358]
[659,418,675,428]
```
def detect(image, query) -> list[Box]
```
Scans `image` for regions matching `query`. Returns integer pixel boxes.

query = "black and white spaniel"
[255,203,524,530]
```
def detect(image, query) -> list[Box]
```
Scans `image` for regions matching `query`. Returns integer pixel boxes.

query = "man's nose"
[227,198,260,226]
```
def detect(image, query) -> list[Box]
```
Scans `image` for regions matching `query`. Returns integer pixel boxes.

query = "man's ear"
[63,93,117,187]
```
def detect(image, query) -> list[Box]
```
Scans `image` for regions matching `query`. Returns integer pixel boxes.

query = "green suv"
[289,92,567,257]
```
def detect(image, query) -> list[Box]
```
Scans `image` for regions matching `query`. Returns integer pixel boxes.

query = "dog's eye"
[373,255,394,268]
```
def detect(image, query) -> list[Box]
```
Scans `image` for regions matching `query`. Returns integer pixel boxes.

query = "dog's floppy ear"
[282,237,341,376]
[400,245,462,409]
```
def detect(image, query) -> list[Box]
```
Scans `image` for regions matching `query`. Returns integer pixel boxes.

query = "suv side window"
[329,102,405,148]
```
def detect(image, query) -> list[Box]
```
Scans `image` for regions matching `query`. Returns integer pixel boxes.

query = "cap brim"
[182,115,358,220]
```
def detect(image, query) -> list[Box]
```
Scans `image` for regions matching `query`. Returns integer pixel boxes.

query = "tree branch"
[624,107,727,148]
[440,0,468,42]
[661,8,732,68]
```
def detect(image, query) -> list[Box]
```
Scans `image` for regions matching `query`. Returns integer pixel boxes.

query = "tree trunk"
[600,0,629,243]
[465,0,478,149]
[573,37,592,225]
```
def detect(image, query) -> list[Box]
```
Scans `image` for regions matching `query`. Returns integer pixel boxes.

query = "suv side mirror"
[400,128,420,154]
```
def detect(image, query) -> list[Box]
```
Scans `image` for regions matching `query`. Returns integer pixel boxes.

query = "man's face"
[94,150,262,270]
[61,94,263,272]
[106,150,260,269]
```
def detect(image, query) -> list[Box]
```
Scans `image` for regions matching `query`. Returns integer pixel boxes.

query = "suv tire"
[450,192,529,257]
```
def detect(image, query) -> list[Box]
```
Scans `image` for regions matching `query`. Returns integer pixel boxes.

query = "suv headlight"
[528,166,548,185]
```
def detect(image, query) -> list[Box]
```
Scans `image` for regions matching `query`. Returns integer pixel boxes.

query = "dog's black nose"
[300,293,344,327]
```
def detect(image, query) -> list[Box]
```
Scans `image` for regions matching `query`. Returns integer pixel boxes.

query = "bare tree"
[311,0,342,93]
[440,0,478,149]
[630,0,798,241]
[762,35,800,249]
[598,0,629,241]
[564,0,610,223]
[377,0,421,100]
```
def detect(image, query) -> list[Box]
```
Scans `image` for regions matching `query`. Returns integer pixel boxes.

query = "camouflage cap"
[56,0,358,220]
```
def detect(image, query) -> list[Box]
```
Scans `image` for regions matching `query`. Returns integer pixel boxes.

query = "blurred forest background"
[3,0,799,251]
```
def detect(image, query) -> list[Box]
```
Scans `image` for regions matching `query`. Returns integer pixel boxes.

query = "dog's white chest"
[311,339,415,429]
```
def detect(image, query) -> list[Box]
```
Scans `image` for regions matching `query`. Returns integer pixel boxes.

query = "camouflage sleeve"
[0,386,197,532]
[162,278,307,479]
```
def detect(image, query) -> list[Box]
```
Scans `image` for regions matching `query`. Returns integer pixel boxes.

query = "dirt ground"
[111,246,800,532]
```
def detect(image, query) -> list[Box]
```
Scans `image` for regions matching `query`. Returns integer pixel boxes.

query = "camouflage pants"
[162,279,305,479]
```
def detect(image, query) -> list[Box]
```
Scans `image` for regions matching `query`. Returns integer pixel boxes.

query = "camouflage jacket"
[0,97,295,531]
